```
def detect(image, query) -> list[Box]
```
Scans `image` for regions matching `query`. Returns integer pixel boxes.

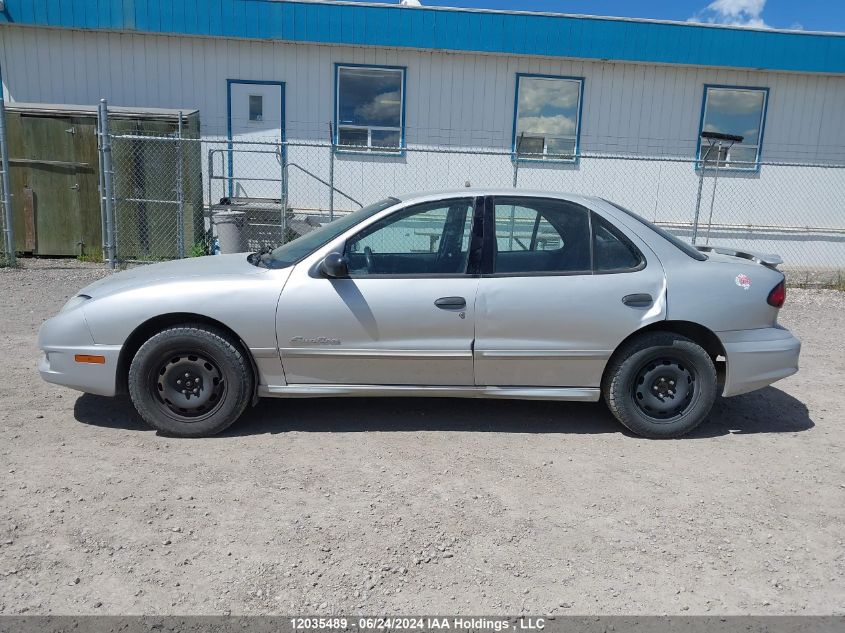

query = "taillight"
[767,279,786,307]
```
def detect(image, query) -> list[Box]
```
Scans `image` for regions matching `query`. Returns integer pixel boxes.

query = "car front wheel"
[128,325,253,437]
[602,331,717,438]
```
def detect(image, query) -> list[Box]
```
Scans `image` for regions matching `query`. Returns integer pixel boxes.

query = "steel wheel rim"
[632,355,696,423]
[151,351,227,422]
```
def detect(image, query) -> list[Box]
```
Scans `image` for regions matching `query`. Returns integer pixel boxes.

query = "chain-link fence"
[0,93,14,268]
[0,196,9,267]
[0,170,10,267]
[2,93,840,283]
[101,131,845,285]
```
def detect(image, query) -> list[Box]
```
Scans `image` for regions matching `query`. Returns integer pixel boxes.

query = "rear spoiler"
[695,245,783,268]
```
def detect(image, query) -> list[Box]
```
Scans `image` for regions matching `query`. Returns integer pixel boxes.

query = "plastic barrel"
[212,210,248,254]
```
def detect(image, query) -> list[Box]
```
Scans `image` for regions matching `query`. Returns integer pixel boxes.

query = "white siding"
[1,25,843,267]
[2,25,844,160]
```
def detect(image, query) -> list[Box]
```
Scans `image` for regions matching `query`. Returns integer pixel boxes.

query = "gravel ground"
[0,259,843,616]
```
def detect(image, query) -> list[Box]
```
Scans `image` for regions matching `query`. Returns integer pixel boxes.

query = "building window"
[248,95,263,121]
[698,85,768,170]
[336,65,405,152]
[513,74,584,162]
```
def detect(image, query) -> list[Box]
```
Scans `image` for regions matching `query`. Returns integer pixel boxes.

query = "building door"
[11,115,100,257]
[226,80,285,199]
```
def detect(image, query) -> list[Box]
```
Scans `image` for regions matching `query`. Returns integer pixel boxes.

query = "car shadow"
[73,386,813,438]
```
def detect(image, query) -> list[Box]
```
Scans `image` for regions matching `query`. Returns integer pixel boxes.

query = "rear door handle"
[434,296,466,310]
[622,293,653,308]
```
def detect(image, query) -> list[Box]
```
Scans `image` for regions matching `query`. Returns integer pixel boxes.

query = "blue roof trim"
[2,0,844,74]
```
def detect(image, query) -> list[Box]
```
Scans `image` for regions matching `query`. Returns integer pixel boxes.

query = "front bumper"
[718,326,801,397]
[38,346,122,396]
[37,308,121,397]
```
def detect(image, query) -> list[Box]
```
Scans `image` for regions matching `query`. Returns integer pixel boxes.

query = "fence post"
[0,82,15,266]
[328,122,335,221]
[280,140,288,244]
[175,111,185,258]
[703,142,723,246]
[691,141,716,245]
[96,103,108,261]
[512,132,524,188]
[206,146,214,216]
[99,99,117,269]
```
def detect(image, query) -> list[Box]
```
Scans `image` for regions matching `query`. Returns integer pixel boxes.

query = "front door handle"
[434,296,466,310]
[622,293,653,308]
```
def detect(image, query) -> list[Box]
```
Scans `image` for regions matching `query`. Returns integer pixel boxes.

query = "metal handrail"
[285,162,363,208]
[207,148,362,209]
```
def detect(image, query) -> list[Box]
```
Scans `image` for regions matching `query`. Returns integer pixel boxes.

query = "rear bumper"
[718,326,801,397]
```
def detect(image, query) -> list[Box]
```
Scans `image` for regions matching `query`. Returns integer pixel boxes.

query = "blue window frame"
[334,64,406,154]
[512,74,584,162]
[697,84,769,171]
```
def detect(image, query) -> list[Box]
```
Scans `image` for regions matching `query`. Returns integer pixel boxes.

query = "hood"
[77,254,270,299]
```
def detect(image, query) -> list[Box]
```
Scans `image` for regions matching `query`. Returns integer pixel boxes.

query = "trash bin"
[212,210,248,254]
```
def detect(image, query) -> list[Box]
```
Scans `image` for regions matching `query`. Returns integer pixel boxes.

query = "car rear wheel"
[128,325,253,437]
[602,331,717,438]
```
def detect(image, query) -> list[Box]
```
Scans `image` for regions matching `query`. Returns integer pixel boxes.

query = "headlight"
[61,294,92,313]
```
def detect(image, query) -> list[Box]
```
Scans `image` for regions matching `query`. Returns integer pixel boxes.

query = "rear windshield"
[602,200,707,261]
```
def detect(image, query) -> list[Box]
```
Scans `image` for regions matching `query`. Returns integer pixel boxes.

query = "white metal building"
[1,0,844,265]
[3,1,845,158]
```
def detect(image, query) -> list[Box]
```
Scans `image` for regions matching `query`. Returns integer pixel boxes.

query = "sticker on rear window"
[735,273,752,290]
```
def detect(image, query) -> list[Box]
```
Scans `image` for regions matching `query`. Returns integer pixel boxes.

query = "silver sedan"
[38,190,800,438]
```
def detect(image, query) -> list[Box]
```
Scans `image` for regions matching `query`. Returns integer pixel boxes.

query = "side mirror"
[320,252,349,278]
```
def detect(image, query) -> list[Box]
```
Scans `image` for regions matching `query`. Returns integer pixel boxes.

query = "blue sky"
[351,1,844,33]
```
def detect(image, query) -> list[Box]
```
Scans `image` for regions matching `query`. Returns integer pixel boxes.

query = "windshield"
[265,197,400,268]
[602,200,707,262]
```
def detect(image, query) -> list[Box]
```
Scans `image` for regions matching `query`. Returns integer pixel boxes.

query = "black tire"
[128,325,253,437]
[602,331,717,438]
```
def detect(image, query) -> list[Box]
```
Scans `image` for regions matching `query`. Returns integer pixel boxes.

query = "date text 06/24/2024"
[289,617,547,631]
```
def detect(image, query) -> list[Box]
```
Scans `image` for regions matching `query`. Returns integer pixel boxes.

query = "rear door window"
[490,197,591,274]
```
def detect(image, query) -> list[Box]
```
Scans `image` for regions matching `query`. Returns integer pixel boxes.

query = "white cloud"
[354,90,401,123]
[709,0,765,20]
[518,80,580,116]
[517,114,577,136]
[707,89,765,114]
[742,126,761,141]
[688,0,769,28]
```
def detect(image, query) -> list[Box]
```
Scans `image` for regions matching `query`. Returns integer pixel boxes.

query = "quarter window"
[698,86,768,170]
[514,75,583,161]
[603,199,707,261]
[345,199,474,275]
[336,65,405,152]
[491,198,591,274]
[593,216,643,272]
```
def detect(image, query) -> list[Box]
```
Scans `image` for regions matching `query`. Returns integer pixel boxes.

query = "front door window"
[345,198,475,276]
